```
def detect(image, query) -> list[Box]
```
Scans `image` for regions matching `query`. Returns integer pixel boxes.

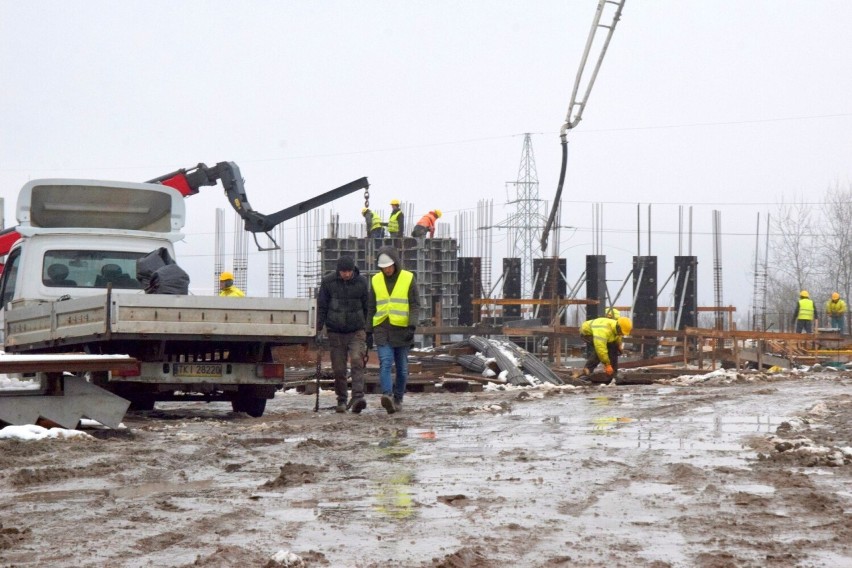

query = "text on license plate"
[173,363,223,377]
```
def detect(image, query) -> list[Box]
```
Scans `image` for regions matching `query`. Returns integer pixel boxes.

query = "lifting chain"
[363,185,370,209]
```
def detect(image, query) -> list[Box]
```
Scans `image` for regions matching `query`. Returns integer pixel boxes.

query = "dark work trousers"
[583,338,620,375]
[328,330,367,404]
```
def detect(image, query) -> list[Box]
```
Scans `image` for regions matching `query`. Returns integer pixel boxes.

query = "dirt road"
[1,371,850,567]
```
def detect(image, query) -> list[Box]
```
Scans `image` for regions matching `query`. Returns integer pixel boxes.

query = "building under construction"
[212,136,850,370]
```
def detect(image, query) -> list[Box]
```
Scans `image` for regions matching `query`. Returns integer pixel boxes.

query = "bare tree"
[768,197,820,331]
[817,181,852,330]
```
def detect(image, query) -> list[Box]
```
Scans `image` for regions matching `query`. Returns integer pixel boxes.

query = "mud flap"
[0,375,130,430]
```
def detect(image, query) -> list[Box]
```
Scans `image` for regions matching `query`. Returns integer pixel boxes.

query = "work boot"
[381,394,396,415]
[393,398,403,413]
[335,401,347,413]
[350,397,367,414]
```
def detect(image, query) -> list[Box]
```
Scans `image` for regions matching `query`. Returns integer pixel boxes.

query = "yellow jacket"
[825,299,847,316]
[581,317,622,366]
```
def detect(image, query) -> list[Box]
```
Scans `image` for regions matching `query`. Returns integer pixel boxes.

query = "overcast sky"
[1,1,850,315]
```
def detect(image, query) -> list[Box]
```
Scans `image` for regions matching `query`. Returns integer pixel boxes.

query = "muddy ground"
[1,370,850,568]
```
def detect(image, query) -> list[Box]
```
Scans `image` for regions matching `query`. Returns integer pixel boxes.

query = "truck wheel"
[233,395,266,417]
[128,396,155,411]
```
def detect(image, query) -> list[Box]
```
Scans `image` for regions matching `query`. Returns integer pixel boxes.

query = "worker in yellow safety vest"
[362,207,385,238]
[219,271,245,297]
[824,292,846,334]
[793,290,817,333]
[366,246,421,414]
[387,199,404,238]
[579,316,632,380]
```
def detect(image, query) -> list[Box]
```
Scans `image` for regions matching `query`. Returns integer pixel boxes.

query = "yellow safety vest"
[366,210,383,232]
[797,298,814,320]
[388,210,402,234]
[372,270,413,327]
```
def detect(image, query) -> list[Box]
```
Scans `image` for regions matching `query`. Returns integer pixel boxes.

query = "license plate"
[173,363,223,377]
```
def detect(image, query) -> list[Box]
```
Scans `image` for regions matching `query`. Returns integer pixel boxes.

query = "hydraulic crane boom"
[149,161,370,251]
[0,162,369,270]
[540,0,626,252]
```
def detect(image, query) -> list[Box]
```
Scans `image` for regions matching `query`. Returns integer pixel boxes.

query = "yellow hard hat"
[390,199,400,206]
[434,209,442,218]
[219,271,234,282]
[800,290,809,298]
[617,317,632,336]
[832,292,840,301]
[361,207,369,214]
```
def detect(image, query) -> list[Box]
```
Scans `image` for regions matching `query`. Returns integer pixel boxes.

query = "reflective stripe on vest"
[388,210,402,233]
[372,270,413,327]
[798,298,814,320]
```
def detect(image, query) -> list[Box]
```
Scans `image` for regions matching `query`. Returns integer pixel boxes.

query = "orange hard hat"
[832,292,840,301]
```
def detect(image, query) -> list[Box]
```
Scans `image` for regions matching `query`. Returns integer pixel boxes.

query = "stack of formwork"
[318,237,459,327]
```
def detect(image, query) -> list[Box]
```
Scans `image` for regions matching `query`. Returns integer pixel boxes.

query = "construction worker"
[793,290,817,333]
[825,292,846,334]
[219,271,245,297]
[316,255,369,414]
[411,209,441,238]
[387,199,404,238]
[605,307,620,319]
[366,246,421,414]
[579,316,632,381]
[362,207,385,238]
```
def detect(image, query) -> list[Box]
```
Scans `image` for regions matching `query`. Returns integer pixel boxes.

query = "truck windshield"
[43,250,145,289]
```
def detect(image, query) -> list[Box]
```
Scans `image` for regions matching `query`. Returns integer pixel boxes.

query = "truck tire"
[231,388,266,418]
[128,396,155,411]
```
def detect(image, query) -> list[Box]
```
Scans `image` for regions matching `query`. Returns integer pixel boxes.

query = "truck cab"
[0,178,185,311]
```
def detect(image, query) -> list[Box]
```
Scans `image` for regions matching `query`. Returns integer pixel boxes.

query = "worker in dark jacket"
[793,290,818,333]
[366,245,421,414]
[316,256,369,413]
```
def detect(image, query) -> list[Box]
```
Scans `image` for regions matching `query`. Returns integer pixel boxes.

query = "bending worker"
[579,316,632,380]
[411,209,441,238]
[825,292,846,334]
[387,199,404,238]
[793,290,817,333]
[362,207,385,238]
[219,271,245,297]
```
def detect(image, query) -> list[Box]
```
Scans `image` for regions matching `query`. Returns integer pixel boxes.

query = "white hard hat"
[377,253,394,268]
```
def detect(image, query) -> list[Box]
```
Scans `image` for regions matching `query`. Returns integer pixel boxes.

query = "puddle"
[725,483,776,495]
[110,479,214,499]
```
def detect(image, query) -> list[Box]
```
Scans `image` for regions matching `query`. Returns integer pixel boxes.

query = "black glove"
[316,326,328,348]
[366,332,374,350]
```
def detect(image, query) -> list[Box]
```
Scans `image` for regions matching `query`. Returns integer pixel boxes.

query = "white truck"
[0,169,368,419]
